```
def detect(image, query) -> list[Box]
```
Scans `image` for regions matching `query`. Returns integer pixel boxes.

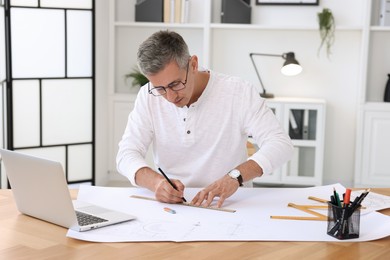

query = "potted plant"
[125,66,149,88]
[317,8,335,58]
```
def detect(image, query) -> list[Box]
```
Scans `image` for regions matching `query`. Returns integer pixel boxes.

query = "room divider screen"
[0,0,95,188]
[0,1,5,188]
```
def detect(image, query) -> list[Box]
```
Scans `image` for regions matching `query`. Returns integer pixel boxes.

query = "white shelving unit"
[252,97,326,186]
[109,0,361,95]
[354,0,390,187]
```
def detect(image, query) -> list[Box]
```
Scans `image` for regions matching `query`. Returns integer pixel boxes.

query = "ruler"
[130,195,236,213]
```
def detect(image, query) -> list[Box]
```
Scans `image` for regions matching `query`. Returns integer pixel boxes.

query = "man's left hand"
[191,174,239,208]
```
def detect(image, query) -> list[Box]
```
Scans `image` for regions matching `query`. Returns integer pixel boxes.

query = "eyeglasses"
[148,60,189,96]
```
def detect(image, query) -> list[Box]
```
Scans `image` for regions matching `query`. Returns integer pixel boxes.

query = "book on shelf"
[221,0,251,24]
[164,0,190,24]
[302,109,309,140]
[289,110,300,135]
[379,0,390,26]
[289,147,300,177]
[174,0,181,23]
[163,0,172,23]
[181,0,190,23]
[135,0,163,22]
[289,110,302,140]
[289,109,316,140]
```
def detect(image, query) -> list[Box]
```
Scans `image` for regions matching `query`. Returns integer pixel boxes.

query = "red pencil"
[344,188,352,205]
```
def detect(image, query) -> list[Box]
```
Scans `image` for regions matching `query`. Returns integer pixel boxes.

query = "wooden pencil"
[270,215,326,221]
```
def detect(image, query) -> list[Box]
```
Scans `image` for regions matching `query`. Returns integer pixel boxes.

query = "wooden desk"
[1,189,390,259]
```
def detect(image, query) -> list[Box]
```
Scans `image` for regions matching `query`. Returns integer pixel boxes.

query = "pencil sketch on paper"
[79,218,202,241]
[351,191,390,212]
[178,219,265,241]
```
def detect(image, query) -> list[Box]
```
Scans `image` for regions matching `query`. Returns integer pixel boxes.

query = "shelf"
[370,26,390,31]
[269,97,326,104]
[292,140,318,147]
[109,93,137,100]
[114,21,204,29]
[114,22,362,31]
[363,102,390,111]
[210,23,363,33]
[210,23,318,30]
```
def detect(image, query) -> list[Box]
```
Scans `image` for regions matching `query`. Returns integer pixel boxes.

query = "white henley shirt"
[116,70,293,187]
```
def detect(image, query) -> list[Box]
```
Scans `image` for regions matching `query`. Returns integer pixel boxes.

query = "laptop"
[0,149,136,232]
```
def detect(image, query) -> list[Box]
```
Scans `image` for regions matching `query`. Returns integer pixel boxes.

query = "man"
[117,30,293,208]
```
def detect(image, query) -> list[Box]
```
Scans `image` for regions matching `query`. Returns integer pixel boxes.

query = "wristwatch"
[228,169,243,187]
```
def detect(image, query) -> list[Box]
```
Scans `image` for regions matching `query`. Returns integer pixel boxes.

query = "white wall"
[95,0,109,185]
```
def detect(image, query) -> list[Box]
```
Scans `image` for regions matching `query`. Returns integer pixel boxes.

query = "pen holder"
[327,202,360,240]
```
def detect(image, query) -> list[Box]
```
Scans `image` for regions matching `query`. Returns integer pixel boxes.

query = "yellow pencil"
[270,215,326,221]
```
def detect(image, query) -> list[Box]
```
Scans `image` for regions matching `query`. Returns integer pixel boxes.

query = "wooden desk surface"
[1,188,390,259]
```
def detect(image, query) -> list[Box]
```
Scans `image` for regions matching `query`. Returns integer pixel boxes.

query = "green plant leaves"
[125,67,149,88]
[317,8,335,59]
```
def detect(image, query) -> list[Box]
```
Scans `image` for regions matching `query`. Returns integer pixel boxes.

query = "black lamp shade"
[281,52,302,76]
[249,51,302,98]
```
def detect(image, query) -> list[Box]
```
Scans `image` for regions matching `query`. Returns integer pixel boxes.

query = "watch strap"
[228,169,243,187]
[237,174,243,187]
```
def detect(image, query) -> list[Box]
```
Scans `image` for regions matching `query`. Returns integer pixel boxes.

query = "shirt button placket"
[184,106,195,143]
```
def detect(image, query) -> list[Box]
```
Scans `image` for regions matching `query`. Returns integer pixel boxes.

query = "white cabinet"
[108,95,135,175]
[359,106,390,186]
[253,98,326,186]
[354,0,390,187]
[108,94,154,178]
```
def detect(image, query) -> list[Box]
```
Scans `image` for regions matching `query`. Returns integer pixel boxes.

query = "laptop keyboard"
[76,211,108,226]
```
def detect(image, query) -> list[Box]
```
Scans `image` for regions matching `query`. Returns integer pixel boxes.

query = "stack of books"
[164,0,190,23]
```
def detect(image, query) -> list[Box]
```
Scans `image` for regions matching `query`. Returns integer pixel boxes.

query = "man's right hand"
[154,178,186,204]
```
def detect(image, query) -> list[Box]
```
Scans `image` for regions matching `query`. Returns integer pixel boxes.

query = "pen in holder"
[327,202,360,240]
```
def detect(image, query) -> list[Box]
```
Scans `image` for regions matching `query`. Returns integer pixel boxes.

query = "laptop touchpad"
[79,205,110,214]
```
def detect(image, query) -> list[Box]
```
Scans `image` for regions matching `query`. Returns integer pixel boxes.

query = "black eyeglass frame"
[148,60,190,96]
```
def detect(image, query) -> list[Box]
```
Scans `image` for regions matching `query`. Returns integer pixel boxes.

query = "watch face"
[229,169,240,178]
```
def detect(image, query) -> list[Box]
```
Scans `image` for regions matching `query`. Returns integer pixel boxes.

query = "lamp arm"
[249,53,283,96]
[249,53,266,95]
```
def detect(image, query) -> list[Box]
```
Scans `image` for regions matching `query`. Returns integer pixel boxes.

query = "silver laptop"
[0,149,136,232]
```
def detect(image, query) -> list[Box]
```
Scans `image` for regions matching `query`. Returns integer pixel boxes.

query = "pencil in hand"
[158,168,187,202]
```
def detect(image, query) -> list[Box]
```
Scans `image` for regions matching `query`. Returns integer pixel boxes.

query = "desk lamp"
[249,52,302,98]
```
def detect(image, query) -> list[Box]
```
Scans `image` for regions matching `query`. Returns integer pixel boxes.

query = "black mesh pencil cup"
[327,202,360,240]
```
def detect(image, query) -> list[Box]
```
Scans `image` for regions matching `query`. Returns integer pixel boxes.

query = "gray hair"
[137,30,190,76]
